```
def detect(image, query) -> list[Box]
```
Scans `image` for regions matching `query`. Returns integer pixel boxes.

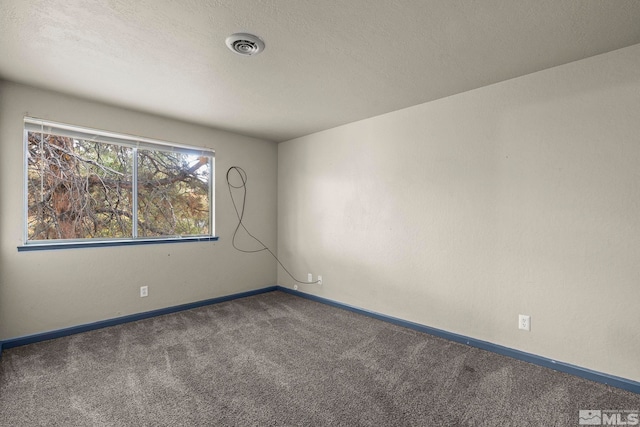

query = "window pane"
[27,131,133,240]
[24,118,215,246]
[137,150,210,237]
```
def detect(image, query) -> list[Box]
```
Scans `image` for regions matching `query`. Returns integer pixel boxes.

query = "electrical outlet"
[317,275,322,285]
[307,273,313,282]
[140,286,148,298]
[294,285,298,291]
[519,314,530,331]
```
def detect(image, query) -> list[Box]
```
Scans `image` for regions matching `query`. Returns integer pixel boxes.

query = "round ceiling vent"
[225,33,265,56]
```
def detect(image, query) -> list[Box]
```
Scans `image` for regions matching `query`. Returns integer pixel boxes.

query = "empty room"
[1,1,640,425]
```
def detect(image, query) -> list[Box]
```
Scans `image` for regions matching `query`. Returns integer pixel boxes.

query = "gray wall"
[0,81,278,340]
[278,44,640,382]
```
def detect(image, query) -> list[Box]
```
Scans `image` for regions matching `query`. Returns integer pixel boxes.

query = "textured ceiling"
[1,0,640,142]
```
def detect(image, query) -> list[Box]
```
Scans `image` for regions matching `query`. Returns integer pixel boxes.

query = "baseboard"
[2,284,638,395]
[276,286,640,395]
[0,286,277,355]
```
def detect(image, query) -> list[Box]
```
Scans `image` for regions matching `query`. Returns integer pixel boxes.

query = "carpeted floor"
[1,291,638,426]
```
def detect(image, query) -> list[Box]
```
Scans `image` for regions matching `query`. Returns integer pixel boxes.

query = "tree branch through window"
[26,129,212,242]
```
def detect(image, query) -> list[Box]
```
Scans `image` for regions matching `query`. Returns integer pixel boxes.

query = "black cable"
[226,166,319,285]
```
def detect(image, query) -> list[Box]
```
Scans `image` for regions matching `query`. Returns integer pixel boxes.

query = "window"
[21,117,216,250]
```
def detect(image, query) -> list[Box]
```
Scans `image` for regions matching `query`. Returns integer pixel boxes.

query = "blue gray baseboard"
[1,284,638,395]
[0,286,277,353]
[278,287,640,395]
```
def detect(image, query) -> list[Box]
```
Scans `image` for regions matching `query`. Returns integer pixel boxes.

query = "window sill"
[17,236,219,252]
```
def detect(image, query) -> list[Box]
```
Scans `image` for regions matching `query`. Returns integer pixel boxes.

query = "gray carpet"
[1,291,638,426]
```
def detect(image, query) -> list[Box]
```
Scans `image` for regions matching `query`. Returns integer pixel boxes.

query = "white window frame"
[20,117,217,251]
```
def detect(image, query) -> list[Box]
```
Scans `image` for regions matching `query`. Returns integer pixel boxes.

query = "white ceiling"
[1,1,640,142]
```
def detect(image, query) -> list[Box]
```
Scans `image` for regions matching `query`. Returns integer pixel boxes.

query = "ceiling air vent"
[225,33,265,56]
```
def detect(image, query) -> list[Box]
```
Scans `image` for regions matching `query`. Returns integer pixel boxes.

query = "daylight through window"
[24,117,215,247]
